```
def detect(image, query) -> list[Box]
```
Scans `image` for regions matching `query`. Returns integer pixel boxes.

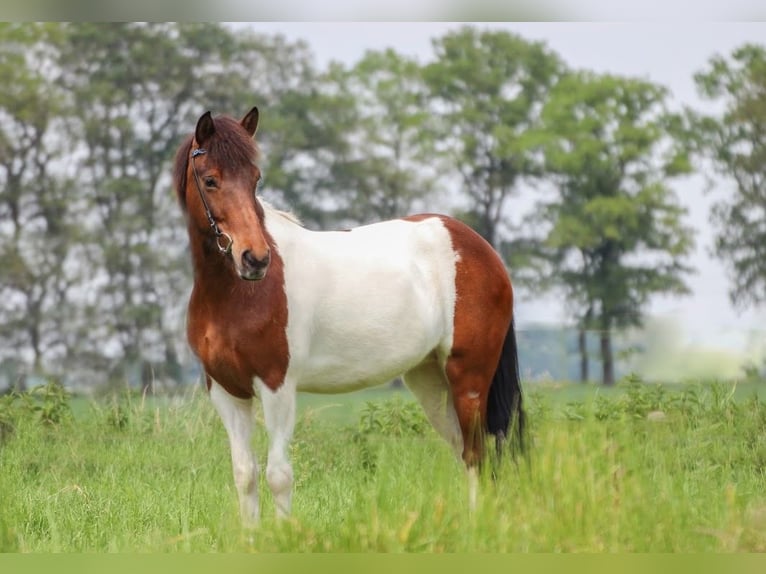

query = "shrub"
[0,381,72,444]
[356,395,428,438]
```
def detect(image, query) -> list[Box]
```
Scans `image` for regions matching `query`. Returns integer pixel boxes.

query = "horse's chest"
[187,298,289,398]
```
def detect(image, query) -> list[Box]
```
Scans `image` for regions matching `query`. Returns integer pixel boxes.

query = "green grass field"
[1,379,765,552]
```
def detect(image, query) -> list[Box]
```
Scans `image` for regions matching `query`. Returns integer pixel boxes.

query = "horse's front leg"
[257,378,296,519]
[209,380,260,525]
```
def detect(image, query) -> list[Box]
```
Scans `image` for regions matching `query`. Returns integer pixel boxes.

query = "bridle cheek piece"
[190,147,233,255]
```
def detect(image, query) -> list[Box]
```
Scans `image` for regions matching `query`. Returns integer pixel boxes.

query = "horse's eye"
[204,177,216,188]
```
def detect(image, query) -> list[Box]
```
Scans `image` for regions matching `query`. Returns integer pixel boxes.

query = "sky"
[241,22,766,359]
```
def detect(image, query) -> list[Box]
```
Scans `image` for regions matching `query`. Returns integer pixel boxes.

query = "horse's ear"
[195,111,215,147]
[241,106,259,137]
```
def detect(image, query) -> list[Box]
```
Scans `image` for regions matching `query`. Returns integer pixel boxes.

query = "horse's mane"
[173,115,261,211]
[260,199,303,227]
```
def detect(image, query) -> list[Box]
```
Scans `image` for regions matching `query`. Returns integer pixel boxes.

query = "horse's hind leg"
[442,357,499,512]
[209,380,259,525]
[403,360,463,460]
[404,359,484,511]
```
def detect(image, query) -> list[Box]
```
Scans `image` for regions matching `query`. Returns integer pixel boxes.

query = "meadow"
[1,378,765,552]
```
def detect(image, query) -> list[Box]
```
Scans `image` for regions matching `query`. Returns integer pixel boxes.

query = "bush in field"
[0,394,15,443]
[357,395,429,437]
[346,395,431,477]
[0,381,72,443]
[544,374,753,424]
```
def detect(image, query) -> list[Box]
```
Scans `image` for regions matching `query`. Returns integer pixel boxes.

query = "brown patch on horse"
[446,218,512,465]
[403,214,513,465]
[187,217,289,398]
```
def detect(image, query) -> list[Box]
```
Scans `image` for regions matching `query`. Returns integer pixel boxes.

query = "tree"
[315,49,438,226]
[55,22,226,389]
[692,43,766,308]
[206,35,436,230]
[423,26,563,247]
[0,23,75,388]
[204,26,349,229]
[529,71,694,385]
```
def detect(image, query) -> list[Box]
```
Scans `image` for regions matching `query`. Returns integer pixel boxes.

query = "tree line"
[0,23,763,388]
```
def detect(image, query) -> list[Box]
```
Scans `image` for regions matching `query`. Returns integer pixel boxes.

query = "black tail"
[486,317,525,453]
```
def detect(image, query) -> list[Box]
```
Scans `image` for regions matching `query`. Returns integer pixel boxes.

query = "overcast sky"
[241,22,766,355]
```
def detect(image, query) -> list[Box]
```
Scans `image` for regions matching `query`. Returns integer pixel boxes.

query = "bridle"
[189,146,233,255]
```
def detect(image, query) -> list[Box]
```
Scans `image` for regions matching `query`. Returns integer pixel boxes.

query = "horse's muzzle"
[240,249,270,281]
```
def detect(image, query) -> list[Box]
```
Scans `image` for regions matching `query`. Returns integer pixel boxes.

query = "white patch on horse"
[264,207,459,393]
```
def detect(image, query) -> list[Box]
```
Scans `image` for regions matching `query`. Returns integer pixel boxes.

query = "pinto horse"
[173,107,524,523]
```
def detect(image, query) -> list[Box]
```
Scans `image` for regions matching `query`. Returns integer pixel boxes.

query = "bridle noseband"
[190,147,233,255]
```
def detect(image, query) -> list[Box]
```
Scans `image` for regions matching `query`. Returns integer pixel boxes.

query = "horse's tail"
[486,317,525,454]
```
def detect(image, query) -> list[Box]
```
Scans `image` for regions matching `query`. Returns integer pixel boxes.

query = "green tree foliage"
[529,72,694,385]
[0,23,717,390]
[317,49,438,225]
[692,44,766,308]
[201,28,339,228]
[423,26,563,247]
[55,23,218,388]
[0,23,75,386]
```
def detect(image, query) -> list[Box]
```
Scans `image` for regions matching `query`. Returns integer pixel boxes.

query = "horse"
[173,107,524,524]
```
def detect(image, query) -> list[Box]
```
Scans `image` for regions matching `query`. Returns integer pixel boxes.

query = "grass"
[1,379,765,552]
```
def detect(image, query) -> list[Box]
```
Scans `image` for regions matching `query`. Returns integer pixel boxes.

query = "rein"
[190,147,233,255]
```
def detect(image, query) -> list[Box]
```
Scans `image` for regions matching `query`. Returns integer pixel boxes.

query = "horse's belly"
[290,295,444,393]
[293,343,431,394]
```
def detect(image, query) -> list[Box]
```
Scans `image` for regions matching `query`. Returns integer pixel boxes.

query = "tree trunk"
[578,305,593,383]
[600,329,615,386]
[578,326,589,383]
[481,208,496,248]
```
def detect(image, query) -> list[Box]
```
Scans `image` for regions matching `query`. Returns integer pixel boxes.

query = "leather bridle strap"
[189,147,233,255]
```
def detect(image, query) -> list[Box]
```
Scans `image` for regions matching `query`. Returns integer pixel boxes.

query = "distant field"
[1,379,765,552]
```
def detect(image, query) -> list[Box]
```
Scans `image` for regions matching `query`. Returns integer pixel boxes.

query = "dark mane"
[173,115,261,211]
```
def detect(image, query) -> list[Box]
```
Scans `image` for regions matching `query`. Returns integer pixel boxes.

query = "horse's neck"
[187,228,246,304]
[187,221,285,303]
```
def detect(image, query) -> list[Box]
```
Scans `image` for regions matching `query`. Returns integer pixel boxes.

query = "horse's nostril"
[242,249,270,270]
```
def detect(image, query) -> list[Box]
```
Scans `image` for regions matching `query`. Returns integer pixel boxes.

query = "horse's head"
[175,107,271,281]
